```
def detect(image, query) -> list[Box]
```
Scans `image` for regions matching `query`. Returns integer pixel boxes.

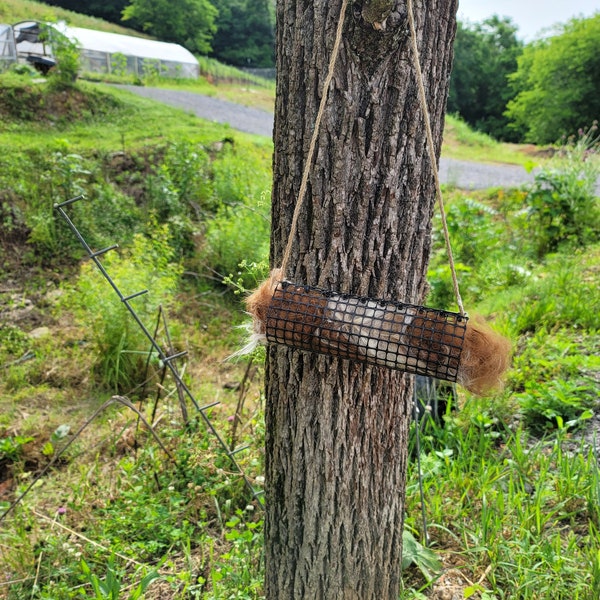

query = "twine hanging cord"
[406,0,465,315]
[279,0,350,279]
[279,0,465,316]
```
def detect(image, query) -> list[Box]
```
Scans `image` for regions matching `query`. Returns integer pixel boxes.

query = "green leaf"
[402,530,443,581]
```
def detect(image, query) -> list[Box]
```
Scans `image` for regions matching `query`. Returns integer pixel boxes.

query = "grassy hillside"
[0,0,149,37]
[1,23,599,600]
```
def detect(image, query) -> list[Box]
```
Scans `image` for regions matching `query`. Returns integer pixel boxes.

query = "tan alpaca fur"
[457,317,512,395]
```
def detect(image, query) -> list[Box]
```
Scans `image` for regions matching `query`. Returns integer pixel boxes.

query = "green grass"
[443,114,545,166]
[0,0,151,37]
[0,78,269,153]
[403,410,600,598]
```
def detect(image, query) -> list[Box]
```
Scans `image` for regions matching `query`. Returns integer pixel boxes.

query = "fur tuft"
[228,269,282,359]
[458,317,512,395]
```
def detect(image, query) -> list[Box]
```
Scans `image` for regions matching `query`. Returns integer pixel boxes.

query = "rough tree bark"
[266,1,458,598]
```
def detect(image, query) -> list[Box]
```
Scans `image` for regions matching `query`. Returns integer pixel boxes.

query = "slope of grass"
[0,0,150,37]
[443,114,545,166]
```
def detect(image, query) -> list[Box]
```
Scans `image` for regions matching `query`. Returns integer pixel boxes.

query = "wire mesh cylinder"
[265,281,468,382]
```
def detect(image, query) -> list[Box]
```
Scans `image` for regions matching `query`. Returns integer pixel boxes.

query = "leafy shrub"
[203,201,270,288]
[525,124,600,257]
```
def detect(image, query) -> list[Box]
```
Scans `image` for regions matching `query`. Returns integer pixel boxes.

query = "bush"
[42,25,80,89]
[525,124,600,257]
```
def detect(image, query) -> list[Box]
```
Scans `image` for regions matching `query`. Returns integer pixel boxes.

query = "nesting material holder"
[266,281,467,382]
[243,270,511,395]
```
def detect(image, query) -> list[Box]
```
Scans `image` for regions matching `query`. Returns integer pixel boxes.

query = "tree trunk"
[266,1,457,598]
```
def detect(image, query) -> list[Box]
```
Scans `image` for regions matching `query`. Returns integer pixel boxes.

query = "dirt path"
[119,85,539,190]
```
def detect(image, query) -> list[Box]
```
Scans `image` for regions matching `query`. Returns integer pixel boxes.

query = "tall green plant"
[41,24,80,88]
[525,124,600,257]
[68,219,182,392]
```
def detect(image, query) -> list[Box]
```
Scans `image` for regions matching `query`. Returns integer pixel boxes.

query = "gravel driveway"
[120,85,539,190]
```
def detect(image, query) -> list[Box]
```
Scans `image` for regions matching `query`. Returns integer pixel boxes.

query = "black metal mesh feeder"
[265,281,467,382]
[243,270,511,395]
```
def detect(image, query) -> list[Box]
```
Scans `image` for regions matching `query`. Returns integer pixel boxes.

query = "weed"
[203,200,270,290]
[0,324,30,361]
[79,556,160,599]
[516,379,596,433]
[65,218,182,392]
[0,435,34,462]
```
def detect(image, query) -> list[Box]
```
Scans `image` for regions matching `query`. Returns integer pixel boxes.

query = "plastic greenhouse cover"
[60,25,198,65]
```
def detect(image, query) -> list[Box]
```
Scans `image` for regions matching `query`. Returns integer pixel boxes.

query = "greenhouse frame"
[0,24,18,71]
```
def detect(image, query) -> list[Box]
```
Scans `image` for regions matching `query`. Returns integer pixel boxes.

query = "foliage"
[401,529,443,582]
[0,324,30,361]
[144,141,216,258]
[506,14,600,144]
[43,23,81,88]
[201,143,271,287]
[0,143,141,262]
[0,435,34,462]
[516,380,596,433]
[203,201,270,288]
[509,329,599,432]
[67,219,182,392]
[427,190,530,308]
[210,0,275,69]
[449,16,523,141]
[122,0,218,55]
[79,557,160,600]
[403,408,600,597]
[524,123,600,257]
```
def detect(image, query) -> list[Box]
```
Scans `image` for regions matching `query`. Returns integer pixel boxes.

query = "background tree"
[121,0,218,54]
[210,0,275,68]
[448,16,523,141]
[266,0,457,597]
[506,13,600,145]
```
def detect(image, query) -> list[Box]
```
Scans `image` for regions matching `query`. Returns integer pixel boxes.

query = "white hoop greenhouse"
[0,21,199,79]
